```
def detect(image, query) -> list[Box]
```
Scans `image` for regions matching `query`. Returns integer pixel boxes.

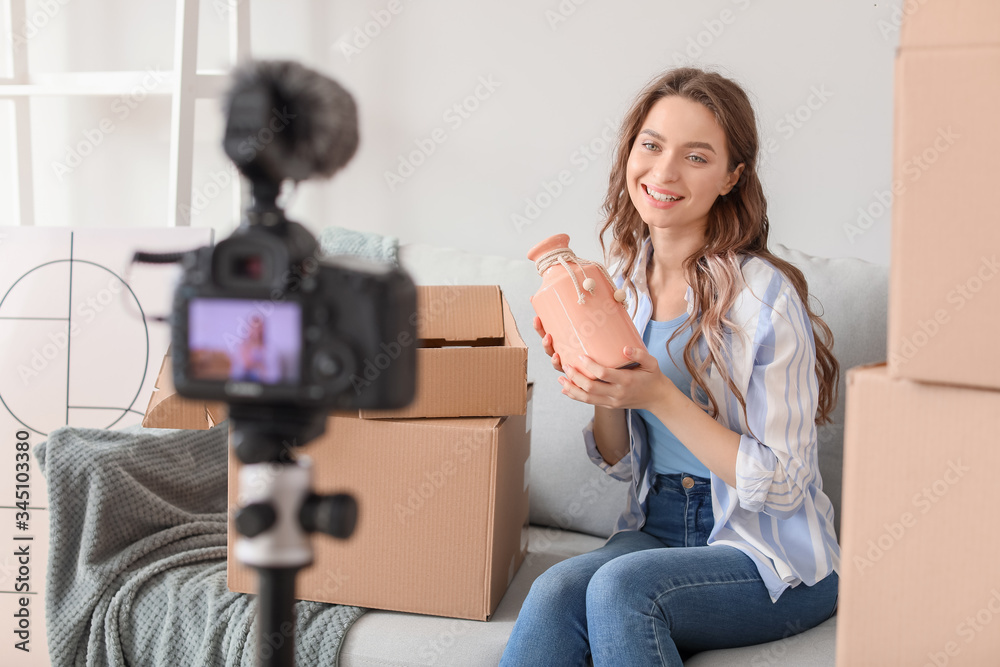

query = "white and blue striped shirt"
[584,239,841,603]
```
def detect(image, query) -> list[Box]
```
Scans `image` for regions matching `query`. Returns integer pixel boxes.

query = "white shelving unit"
[0,0,251,227]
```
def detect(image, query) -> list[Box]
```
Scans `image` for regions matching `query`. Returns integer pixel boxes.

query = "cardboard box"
[837,364,1000,666]
[227,385,533,620]
[140,286,532,619]
[359,285,528,419]
[141,285,527,423]
[142,355,226,430]
[887,0,1000,390]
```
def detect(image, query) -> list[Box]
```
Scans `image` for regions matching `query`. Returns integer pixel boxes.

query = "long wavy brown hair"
[599,67,839,428]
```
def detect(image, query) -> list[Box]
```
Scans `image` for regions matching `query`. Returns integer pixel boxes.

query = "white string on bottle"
[533,246,617,305]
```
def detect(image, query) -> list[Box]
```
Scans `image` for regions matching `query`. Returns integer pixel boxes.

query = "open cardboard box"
[141,285,527,428]
[141,284,533,619]
[359,285,528,419]
[143,354,227,430]
[142,374,534,621]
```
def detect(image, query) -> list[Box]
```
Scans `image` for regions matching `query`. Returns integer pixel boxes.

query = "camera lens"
[233,254,264,281]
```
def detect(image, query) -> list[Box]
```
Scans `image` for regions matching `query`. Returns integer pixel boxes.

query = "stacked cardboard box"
[837,2,1000,664]
[885,0,1000,390]
[144,285,532,621]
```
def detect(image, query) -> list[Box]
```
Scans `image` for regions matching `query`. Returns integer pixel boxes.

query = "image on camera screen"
[188,298,302,385]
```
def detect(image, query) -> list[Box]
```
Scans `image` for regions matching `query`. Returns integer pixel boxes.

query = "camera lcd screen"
[187,298,302,385]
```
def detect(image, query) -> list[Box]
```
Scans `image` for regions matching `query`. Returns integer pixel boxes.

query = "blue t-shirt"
[636,313,712,479]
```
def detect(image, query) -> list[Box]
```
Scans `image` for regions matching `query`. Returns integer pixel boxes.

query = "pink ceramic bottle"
[527,233,646,370]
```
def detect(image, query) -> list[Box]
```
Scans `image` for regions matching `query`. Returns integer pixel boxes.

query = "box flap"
[350,411,503,430]
[359,286,526,419]
[500,287,526,349]
[417,285,504,343]
[846,362,887,386]
[142,355,226,430]
[900,0,1000,48]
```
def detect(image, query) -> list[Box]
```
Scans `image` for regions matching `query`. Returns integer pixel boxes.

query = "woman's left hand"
[559,346,679,412]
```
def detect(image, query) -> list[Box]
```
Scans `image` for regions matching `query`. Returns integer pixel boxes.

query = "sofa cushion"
[770,244,888,539]
[684,616,837,667]
[339,526,606,666]
[398,242,889,541]
[339,525,838,666]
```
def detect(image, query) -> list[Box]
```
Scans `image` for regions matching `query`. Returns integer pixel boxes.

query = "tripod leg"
[258,566,299,667]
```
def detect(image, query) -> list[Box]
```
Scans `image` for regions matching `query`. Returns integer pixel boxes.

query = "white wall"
[4,0,908,267]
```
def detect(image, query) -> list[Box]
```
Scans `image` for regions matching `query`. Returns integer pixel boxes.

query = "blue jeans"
[500,473,839,666]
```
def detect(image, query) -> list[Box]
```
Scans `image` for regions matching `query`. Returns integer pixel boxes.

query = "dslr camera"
[169,61,416,447]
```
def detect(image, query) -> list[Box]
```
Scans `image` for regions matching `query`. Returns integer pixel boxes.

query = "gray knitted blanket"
[318,226,399,266]
[35,423,366,666]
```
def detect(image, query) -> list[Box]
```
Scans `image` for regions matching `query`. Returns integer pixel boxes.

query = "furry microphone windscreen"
[224,60,360,183]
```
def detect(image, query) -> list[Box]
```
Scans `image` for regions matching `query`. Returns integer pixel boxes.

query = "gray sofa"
[338,240,889,666]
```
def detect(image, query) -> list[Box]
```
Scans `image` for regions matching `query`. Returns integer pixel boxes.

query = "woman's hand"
[533,316,566,374]
[559,346,679,412]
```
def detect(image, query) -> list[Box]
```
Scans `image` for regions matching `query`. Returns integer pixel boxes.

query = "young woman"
[234,314,279,383]
[500,67,841,666]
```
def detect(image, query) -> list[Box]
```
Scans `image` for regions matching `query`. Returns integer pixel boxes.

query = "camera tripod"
[229,406,357,667]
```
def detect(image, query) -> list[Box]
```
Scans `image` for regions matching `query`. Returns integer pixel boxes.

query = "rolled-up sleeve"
[584,417,633,481]
[734,288,819,518]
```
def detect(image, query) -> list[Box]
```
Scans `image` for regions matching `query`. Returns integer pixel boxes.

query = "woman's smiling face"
[626,95,743,233]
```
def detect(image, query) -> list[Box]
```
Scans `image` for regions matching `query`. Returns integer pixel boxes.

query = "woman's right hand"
[533,316,564,373]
